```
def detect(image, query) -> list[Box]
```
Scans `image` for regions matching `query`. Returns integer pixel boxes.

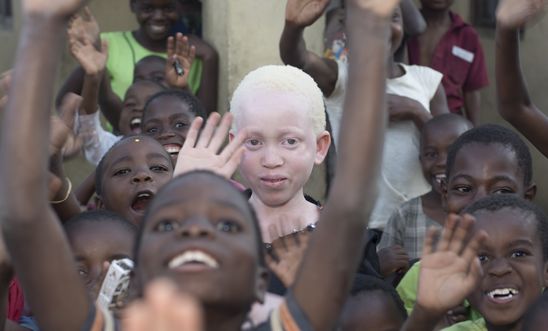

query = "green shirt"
[442,318,487,331]
[101,31,203,99]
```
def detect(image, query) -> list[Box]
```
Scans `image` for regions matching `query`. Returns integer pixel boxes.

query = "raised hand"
[266,229,313,287]
[68,7,100,47]
[496,0,547,29]
[122,279,203,331]
[285,0,330,27]
[70,38,108,76]
[416,214,487,316]
[50,93,83,158]
[23,0,89,20]
[165,33,196,90]
[173,112,246,179]
[377,245,410,277]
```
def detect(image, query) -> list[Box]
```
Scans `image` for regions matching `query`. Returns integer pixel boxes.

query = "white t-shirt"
[326,60,443,229]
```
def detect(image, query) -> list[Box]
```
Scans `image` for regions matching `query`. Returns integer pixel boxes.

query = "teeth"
[487,288,519,298]
[137,192,152,199]
[169,250,219,269]
[434,174,446,184]
[164,145,181,154]
[131,118,142,126]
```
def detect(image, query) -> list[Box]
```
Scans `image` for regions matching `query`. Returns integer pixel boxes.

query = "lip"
[147,23,169,35]
[130,189,155,214]
[130,117,142,133]
[259,176,288,188]
[483,286,521,306]
[165,247,221,273]
[163,143,182,157]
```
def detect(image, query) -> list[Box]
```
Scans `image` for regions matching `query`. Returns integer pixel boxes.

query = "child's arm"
[190,35,219,115]
[401,214,486,331]
[74,170,97,206]
[0,1,93,330]
[290,1,395,330]
[165,33,196,91]
[463,90,481,126]
[496,0,548,156]
[401,0,427,36]
[280,0,339,96]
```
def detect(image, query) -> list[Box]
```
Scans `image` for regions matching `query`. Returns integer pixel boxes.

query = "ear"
[524,182,537,201]
[314,131,331,165]
[254,266,269,304]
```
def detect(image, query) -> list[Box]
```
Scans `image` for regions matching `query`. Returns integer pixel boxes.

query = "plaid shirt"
[378,197,442,260]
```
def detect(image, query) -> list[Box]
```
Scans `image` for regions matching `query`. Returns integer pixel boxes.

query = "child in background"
[133,55,167,84]
[0,0,394,330]
[338,275,407,331]
[496,0,548,158]
[378,114,472,276]
[407,0,489,125]
[281,0,449,230]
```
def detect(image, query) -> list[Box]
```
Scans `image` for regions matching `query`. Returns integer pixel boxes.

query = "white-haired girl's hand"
[496,0,547,29]
[285,0,331,27]
[174,112,246,179]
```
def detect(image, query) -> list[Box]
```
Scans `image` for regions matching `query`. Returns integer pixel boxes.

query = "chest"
[418,27,450,66]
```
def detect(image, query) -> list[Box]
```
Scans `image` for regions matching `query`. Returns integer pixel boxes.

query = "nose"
[487,257,512,277]
[261,146,283,169]
[152,8,165,20]
[132,169,152,184]
[180,217,215,239]
[434,151,447,169]
[471,187,489,205]
[157,130,176,141]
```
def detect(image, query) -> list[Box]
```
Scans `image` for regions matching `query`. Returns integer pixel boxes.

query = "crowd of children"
[0,0,548,330]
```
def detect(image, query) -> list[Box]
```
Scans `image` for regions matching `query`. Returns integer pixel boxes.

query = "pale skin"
[495,0,548,157]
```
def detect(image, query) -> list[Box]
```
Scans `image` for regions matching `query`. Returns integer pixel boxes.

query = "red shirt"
[407,12,489,113]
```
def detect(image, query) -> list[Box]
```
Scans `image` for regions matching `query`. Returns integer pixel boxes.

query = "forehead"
[66,221,135,254]
[422,121,468,146]
[451,143,523,182]
[235,89,314,134]
[103,137,169,167]
[474,208,539,247]
[144,95,193,119]
[135,60,165,73]
[125,82,162,101]
[135,0,177,6]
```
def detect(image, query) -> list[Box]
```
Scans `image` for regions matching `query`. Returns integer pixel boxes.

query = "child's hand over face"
[50,93,83,158]
[23,0,89,20]
[416,214,487,317]
[173,112,246,179]
[285,0,331,27]
[122,279,203,331]
[378,245,410,277]
[68,7,100,47]
[496,0,547,29]
[70,39,108,77]
[165,33,196,90]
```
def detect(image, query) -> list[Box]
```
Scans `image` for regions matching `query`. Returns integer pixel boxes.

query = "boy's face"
[420,121,469,194]
[235,89,330,207]
[138,175,267,309]
[443,143,535,214]
[131,0,180,41]
[468,208,548,328]
[420,0,455,11]
[98,137,173,226]
[142,95,196,164]
[390,7,404,55]
[67,220,134,300]
[340,291,405,331]
[134,60,166,85]
[119,82,163,135]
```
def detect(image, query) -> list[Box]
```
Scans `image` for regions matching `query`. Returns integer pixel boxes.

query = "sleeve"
[396,261,421,315]
[415,66,443,102]
[76,111,120,165]
[378,206,406,250]
[266,291,314,331]
[462,30,489,92]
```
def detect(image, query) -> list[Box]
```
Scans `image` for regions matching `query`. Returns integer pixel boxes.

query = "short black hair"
[522,292,548,331]
[446,124,532,185]
[463,194,548,260]
[143,89,206,120]
[133,170,266,268]
[64,210,137,234]
[348,274,407,319]
[135,55,166,68]
[95,135,171,196]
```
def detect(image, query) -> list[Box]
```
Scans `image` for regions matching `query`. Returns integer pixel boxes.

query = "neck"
[486,321,521,331]
[132,29,168,52]
[387,58,403,79]
[203,305,249,331]
[421,190,447,225]
[250,190,319,243]
[421,7,451,27]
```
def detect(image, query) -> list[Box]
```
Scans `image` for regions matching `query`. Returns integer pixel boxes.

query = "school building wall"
[0,1,547,209]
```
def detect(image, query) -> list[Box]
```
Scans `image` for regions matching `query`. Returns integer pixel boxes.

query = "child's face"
[420,0,455,11]
[137,174,267,310]
[66,220,134,300]
[134,60,166,85]
[235,89,330,207]
[443,143,535,214]
[340,291,405,331]
[98,137,173,226]
[131,0,180,41]
[390,7,404,55]
[420,121,469,194]
[119,82,164,135]
[142,95,196,164]
[468,208,548,328]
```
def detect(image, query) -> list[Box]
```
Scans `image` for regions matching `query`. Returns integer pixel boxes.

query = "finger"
[167,292,203,331]
[197,112,221,148]
[122,302,151,331]
[180,117,203,151]
[189,45,196,64]
[461,229,487,267]
[422,226,440,256]
[209,112,233,152]
[220,146,244,179]
[176,33,185,56]
[166,36,175,59]
[438,214,459,252]
[449,213,476,254]
[147,279,179,331]
[82,6,92,20]
[219,128,246,163]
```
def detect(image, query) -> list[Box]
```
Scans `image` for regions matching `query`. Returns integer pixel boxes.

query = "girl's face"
[142,95,197,164]
[390,6,404,55]
[119,81,164,135]
[132,0,181,41]
[136,173,267,311]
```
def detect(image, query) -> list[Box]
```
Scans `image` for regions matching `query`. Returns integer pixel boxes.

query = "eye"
[478,254,489,264]
[493,187,515,194]
[78,266,89,277]
[452,185,471,193]
[511,250,529,258]
[140,5,154,13]
[150,165,169,172]
[146,127,159,134]
[424,151,437,159]
[216,219,242,233]
[245,138,262,150]
[154,219,179,233]
[283,138,299,146]
[174,122,188,129]
[114,168,131,176]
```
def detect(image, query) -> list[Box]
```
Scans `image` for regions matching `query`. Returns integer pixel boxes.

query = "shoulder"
[402,64,443,81]
[449,12,483,47]
[100,31,130,42]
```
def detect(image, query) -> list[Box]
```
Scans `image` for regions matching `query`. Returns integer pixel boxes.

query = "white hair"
[230,65,326,135]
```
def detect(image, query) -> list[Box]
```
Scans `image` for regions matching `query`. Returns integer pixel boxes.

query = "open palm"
[165,33,196,90]
[496,0,547,29]
[285,0,330,27]
[23,0,89,19]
